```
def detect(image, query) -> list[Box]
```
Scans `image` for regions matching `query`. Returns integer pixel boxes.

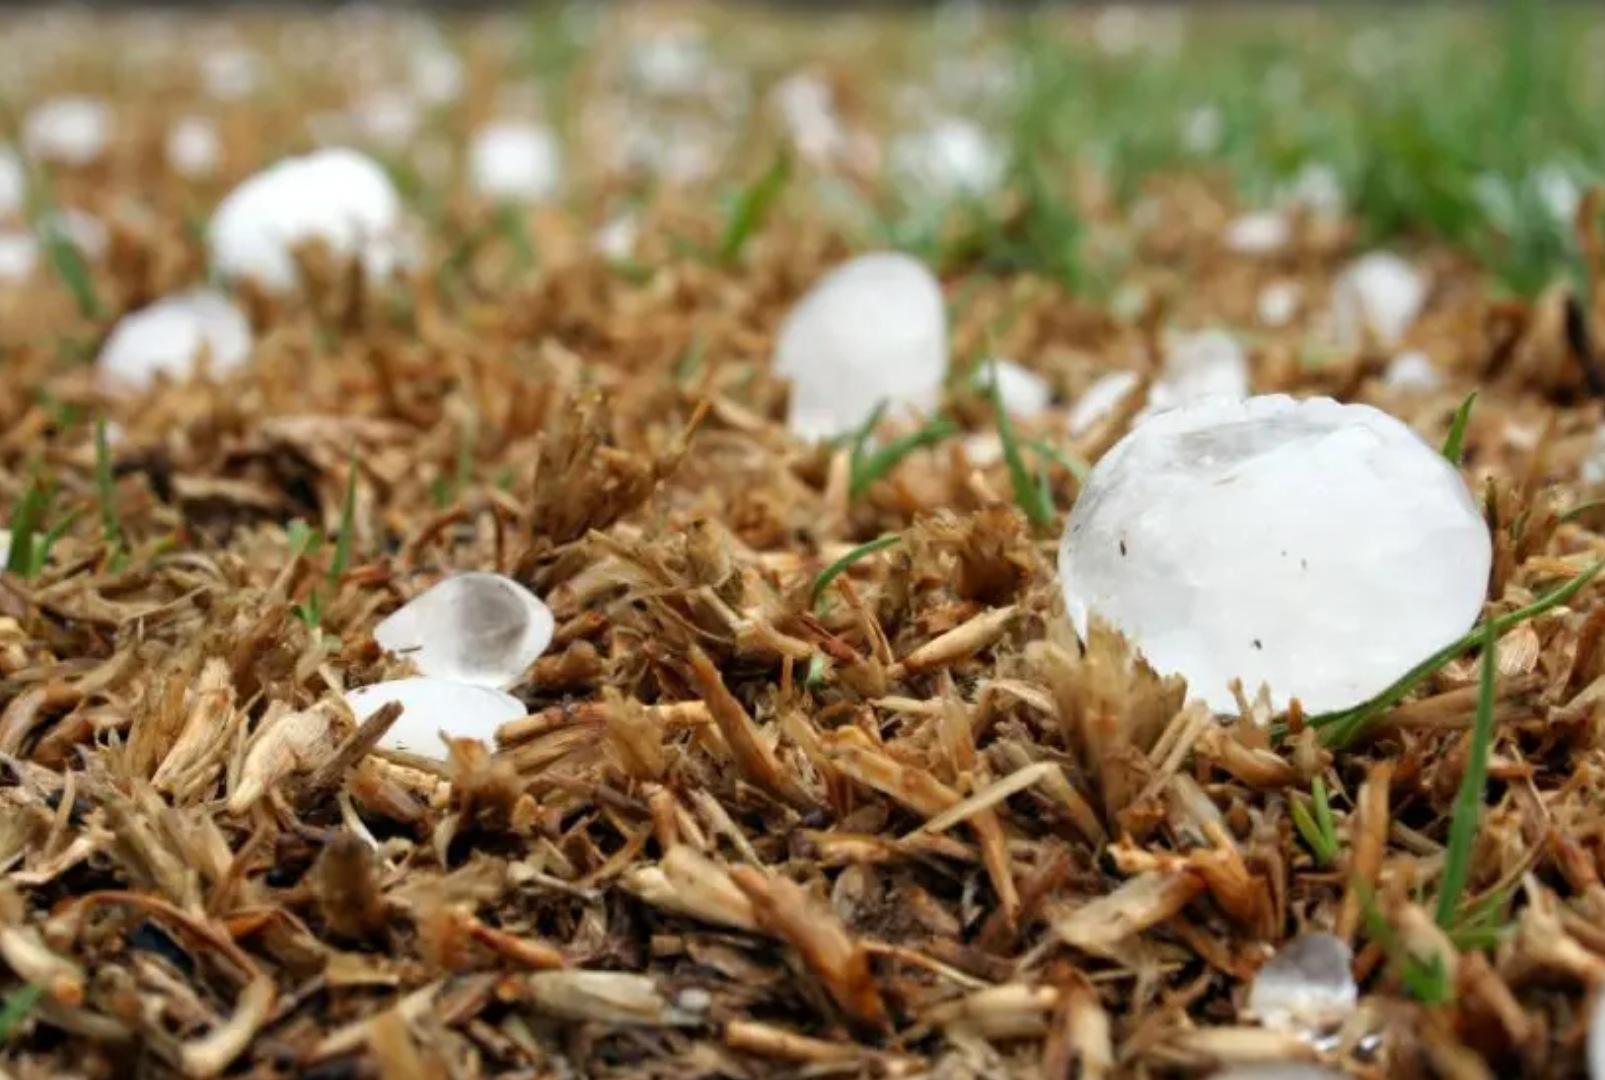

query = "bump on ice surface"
[1247,932,1357,1032]
[96,290,252,394]
[1332,252,1426,348]
[374,571,554,690]
[207,147,405,291]
[1059,395,1491,713]
[469,121,562,203]
[345,676,525,758]
[775,251,947,440]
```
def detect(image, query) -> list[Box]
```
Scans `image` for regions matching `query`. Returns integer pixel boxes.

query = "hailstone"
[1224,210,1291,256]
[1059,395,1490,714]
[0,147,24,217]
[207,147,405,291]
[1382,351,1442,393]
[96,289,252,394]
[167,116,221,179]
[1147,329,1250,414]
[345,676,525,758]
[774,251,947,440]
[1247,933,1357,1033]
[23,97,110,165]
[1068,371,1141,437]
[1331,252,1426,349]
[374,572,554,690]
[975,359,1051,418]
[0,231,38,283]
[888,117,1004,201]
[469,121,562,203]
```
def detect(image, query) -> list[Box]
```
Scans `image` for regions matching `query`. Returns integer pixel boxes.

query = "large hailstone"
[1331,252,1426,349]
[345,676,525,758]
[374,572,554,690]
[1058,395,1490,714]
[469,121,562,203]
[23,97,110,165]
[96,289,252,394]
[207,147,405,291]
[775,251,947,440]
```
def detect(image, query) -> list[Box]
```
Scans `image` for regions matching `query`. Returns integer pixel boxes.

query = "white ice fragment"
[1225,211,1291,256]
[0,530,10,568]
[975,359,1051,418]
[374,571,554,690]
[345,676,525,758]
[23,97,110,165]
[1258,281,1302,328]
[1148,329,1249,414]
[469,120,562,203]
[1383,351,1443,393]
[628,24,711,96]
[201,47,261,100]
[774,251,947,440]
[96,290,250,394]
[1068,371,1141,437]
[1533,162,1582,226]
[167,116,221,179]
[207,147,405,291]
[1247,932,1357,1033]
[772,72,847,168]
[1582,428,1605,485]
[0,231,38,283]
[889,117,1004,201]
[1332,252,1425,348]
[0,147,24,217]
[1058,395,1491,714]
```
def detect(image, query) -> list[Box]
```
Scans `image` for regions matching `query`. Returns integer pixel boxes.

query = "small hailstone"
[345,676,525,758]
[1058,395,1491,714]
[1068,371,1141,437]
[627,24,711,96]
[0,530,10,568]
[201,47,261,100]
[207,147,405,291]
[592,213,638,262]
[23,97,110,165]
[1383,351,1443,393]
[889,117,1004,201]
[1258,281,1302,328]
[408,39,464,105]
[166,116,221,178]
[0,147,24,217]
[1180,104,1223,155]
[0,231,38,283]
[1224,211,1291,256]
[470,121,562,203]
[975,359,1051,418]
[1331,252,1426,349]
[774,251,947,440]
[1283,161,1345,219]
[1533,163,1582,225]
[351,90,420,150]
[1148,329,1249,414]
[96,289,251,394]
[771,72,846,168]
[1247,933,1357,1033]
[374,572,554,690]
[1582,428,1605,485]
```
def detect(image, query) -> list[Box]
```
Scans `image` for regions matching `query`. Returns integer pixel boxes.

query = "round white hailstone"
[345,676,525,758]
[1224,211,1291,256]
[1247,933,1357,1033]
[408,40,464,105]
[96,289,252,394]
[1588,989,1605,1080]
[975,359,1052,418]
[774,251,947,441]
[592,214,638,262]
[0,147,24,217]
[1058,395,1491,714]
[469,121,562,203]
[23,97,110,166]
[374,572,554,690]
[1148,329,1249,414]
[961,432,1005,467]
[889,117,1004,201]
[1383,351,1443,393]
[201,47,260,100]
[207,147,404,291]
[628,25,711,97]
[772,73,846,167]
[1331,252,1426,349]
[0,231,38,283]
[166,116,221,179]
[1067,370,1141,437]
[1257,281,1302,328]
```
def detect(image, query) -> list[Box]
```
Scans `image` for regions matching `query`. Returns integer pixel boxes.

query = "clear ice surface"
[1247,932,1358,1032]
[345,676,525,758]
[775,251,947,441]
[374,571,554,690]
[1059,395,1491,714]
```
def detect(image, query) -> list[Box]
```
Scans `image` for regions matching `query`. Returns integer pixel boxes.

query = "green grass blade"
[1441,392,1477,465]
[849,416,956,498]
[38,218,101,320]
[811,534,900,609]
[0,982,42,1041]
[6,480,46,578]
[328,459,358,587]
[1024,438,1091,483]
[988,360,1052,527]
[33,508,82,577]
[1312,776,1338,855]
[1290,796,1336,867]
[1435,621,1498,929]
[719,151,792,265]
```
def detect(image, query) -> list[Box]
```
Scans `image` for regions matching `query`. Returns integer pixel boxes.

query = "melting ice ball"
[469,120,562,203]
[1331,252,1426,349]
[374,572,554,690]
[207,147,405,291]
[345,676,525,758]
[1058,395,1490,714]
[1247,932,1357,1033]
[775,251,947,440]
[96,289,252,394]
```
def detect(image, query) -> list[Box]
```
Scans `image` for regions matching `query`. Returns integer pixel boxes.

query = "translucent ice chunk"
[207,147,405,291]
[96,289,252,394]
[469,120,562,203]
[1247,932,1357,1033]
[775,251,947,441]
[1068,371,1141,437]
[0,231,38,284]
[1332,252,1426,349]
[974,359,1051,418]
[345,676,525,759]
[374,572,554,690]
[1058,395,1491,713]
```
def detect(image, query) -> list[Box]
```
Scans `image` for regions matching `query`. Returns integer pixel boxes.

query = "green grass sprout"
[1291,776,1340,867]
[1441,391,1477,465]
[719,150,791,265]
[811,534,901,610]
[1435,621,1498,929]
[849,416,957,499]
[987,359,1053,527]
